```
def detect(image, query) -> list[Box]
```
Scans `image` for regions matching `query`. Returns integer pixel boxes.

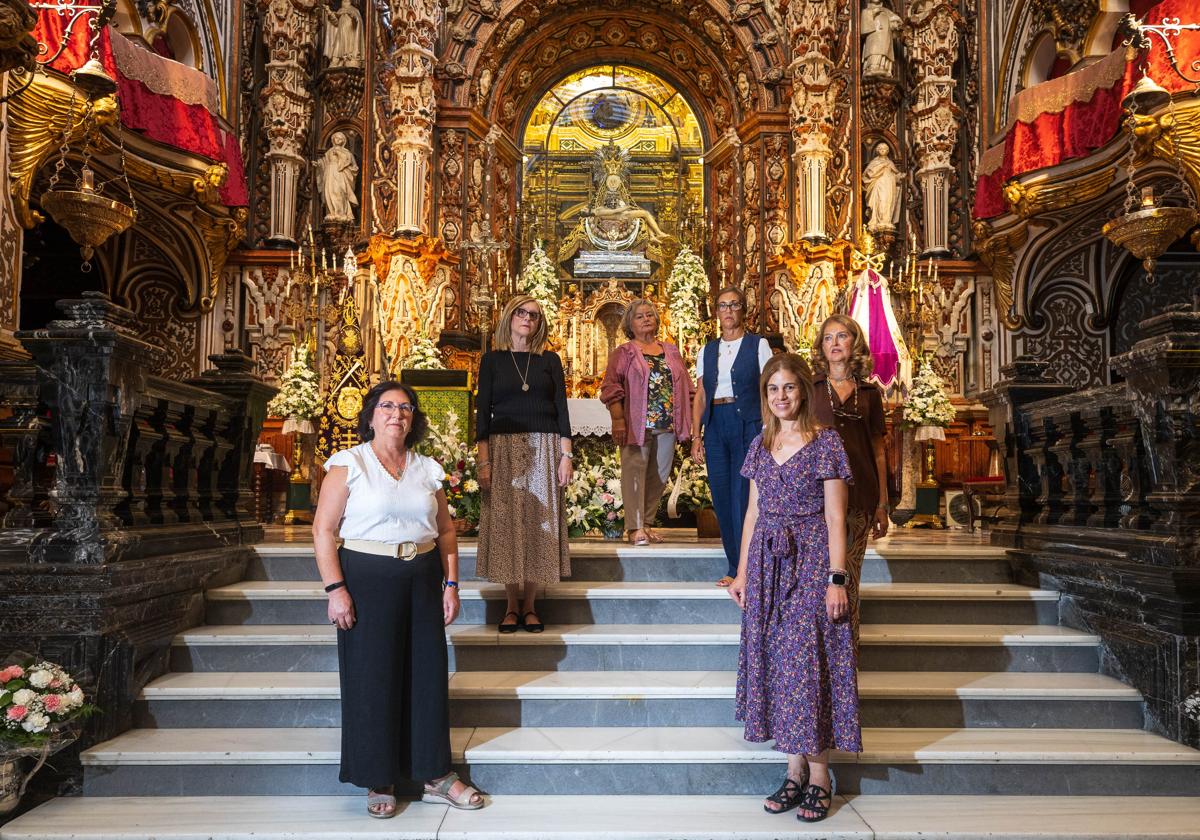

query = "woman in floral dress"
[728,353,861,823]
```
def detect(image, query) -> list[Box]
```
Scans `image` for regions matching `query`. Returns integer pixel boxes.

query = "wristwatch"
[828,570,848,587]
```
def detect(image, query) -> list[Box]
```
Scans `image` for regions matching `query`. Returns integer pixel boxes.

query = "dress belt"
[712,397,736,405]
[343,538,437,560]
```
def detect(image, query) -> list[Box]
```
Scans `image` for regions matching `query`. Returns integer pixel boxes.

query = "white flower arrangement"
[266,344,322,421]
[403,334,444,371]
[520,242,559,329]
[903,357,956,428]
[665,244,708,361]
[416,410,481,528]
[1185,691,1200,724]
[1,660,95,748]
[565,448,624,537]
[668,448,712,514]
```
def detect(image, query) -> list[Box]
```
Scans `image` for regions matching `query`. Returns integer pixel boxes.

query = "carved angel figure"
[316,132,360,223]
[861,0,903,79]
[323,0,364,68]
[863,141,902,232]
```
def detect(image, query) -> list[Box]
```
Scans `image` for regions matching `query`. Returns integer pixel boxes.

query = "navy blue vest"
[701,333,763,428]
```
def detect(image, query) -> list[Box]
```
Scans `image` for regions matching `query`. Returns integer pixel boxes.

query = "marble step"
[169,623,1102,674]
[14,794,1200,840]
[250,540,1014,584]
[78,726,1200,796]
[135,671,1145,730]
[205,581,1060,626]
[10,794,1200,839]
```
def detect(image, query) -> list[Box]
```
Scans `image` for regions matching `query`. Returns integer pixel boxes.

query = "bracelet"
[478,461,490,468]
[444,580,458,589]
[324,581,346,593]
[561,452,574,461]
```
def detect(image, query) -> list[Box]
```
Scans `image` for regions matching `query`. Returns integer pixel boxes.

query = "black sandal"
[796,782,833,823]
[521,610,544,633]
[763,776,806,814]
[498,611,521,634]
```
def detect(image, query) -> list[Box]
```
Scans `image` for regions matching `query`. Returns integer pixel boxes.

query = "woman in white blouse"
[313,381,484,817]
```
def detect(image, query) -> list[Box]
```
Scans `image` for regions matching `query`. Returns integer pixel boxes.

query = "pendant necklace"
[827,375,858,418]
[511,350,532,392]
[369,440,407,481]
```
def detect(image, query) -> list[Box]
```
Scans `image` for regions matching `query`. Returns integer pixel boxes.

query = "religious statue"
[861,0,903,79]
[322,0,364,68]
[316,132,359,223]
[579,141,668,243]
[863,141,902,232]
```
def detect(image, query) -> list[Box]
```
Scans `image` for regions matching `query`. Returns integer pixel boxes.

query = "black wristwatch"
[828,571,848,587]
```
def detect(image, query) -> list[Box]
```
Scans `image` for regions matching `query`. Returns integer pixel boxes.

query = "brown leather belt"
[712,397,736,405]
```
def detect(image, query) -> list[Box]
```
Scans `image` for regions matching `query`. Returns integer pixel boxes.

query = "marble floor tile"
[846,794,1200,838]
[862,624,1098,645]
[437,795,872,839]
[0,796,448,839]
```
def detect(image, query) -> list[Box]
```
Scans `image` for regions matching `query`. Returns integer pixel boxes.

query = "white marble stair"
[134,670,1146,730]
[76,726,1200,796]
[10,794,1200,839]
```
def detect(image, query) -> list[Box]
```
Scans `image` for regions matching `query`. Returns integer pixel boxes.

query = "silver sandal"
[422,771,484,810]
[366,789,397,819]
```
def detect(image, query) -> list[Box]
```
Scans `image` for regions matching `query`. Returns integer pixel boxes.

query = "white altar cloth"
[567,398,611,437]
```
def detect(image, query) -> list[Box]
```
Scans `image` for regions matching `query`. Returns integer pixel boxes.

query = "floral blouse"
[644,353,674,431]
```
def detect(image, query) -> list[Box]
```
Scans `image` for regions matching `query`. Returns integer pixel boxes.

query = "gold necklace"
[510,350,532,392]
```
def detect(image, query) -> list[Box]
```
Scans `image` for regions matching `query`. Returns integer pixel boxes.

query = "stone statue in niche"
[860,0,903,79]
[316,132,360,222]
[862,141,901,232]
[322,0,364,68]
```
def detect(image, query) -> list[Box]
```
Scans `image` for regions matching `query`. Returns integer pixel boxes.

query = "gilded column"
[383,0,440,236]
[261,0,318,245]
[906,0,964,256]
[787,0,839,242]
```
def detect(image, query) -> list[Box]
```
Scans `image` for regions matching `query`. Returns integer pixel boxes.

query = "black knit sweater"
[475,350,571,441]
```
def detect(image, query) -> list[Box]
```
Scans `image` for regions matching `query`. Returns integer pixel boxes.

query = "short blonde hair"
[621,298,660,340]
[812,313,873,379]
[759,354,823,451]
[493,294,548,354]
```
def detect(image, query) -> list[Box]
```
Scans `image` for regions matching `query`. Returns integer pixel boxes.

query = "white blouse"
[324,443,445,544]
[694,336,772,399]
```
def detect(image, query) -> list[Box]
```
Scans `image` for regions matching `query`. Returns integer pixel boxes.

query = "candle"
[289,249,294,270]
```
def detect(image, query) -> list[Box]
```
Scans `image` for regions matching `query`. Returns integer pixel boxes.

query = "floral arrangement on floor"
[417,410,481,530]
[520,242,559,329]
[1185,691,1200,724]
[267,344,321,432]
[1,660,94,749]
[565,448,624,538]
[403,334,444,371]
[666,447,711,518]
[902,357,956,428]
[665,244,707,361]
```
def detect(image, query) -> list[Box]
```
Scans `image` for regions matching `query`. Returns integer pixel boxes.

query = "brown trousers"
[845,508,872,654]
[619,430,676,531]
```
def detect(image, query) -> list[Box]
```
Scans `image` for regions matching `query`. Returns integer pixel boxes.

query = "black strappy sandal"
[763,776,806,814]
[521,610,544,633]
[796,782,833,823]
[498,610,521,634]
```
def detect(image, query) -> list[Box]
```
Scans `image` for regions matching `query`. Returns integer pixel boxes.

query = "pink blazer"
[599,341,694,446]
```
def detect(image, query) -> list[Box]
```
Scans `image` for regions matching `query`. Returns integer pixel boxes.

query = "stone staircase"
[6,532,1200,838]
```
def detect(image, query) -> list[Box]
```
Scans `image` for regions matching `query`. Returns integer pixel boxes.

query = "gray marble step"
[204,581,1060,627]
[12,794,1200,840]
[249,541,1014,584]
[168,624,1102,674]
[134,671,1145,731]
[78,726,1200,796]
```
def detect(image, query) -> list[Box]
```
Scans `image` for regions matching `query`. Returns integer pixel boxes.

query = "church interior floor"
[4,529,1199,839]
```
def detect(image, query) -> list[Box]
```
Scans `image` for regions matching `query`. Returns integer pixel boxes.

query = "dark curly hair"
[356,380,428,448]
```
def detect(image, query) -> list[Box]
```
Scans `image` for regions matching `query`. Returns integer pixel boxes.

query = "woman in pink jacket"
[600,299,694,545]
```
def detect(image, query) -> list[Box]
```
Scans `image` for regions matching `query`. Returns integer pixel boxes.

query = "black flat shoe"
[498,611,521,634]
[521,610,544,633]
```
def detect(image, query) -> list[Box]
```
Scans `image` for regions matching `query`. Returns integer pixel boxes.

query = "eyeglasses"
[514,306,542,321]
[376,401,415,415]
[716,301,743,311]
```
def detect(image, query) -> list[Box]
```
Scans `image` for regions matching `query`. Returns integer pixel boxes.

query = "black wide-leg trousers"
[337,546,451,789]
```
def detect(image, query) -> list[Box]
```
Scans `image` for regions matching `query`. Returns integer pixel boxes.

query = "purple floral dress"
[735,428,862,755]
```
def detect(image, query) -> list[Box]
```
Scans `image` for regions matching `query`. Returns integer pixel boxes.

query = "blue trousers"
[704,403,760,578]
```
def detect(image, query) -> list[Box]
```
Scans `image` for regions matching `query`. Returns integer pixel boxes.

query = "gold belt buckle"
[398,542,418,560]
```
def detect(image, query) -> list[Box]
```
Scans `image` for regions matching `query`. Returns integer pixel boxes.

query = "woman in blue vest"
[690,286,773,586]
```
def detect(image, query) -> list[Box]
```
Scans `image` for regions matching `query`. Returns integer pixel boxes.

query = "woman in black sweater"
[475,294,573,633]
